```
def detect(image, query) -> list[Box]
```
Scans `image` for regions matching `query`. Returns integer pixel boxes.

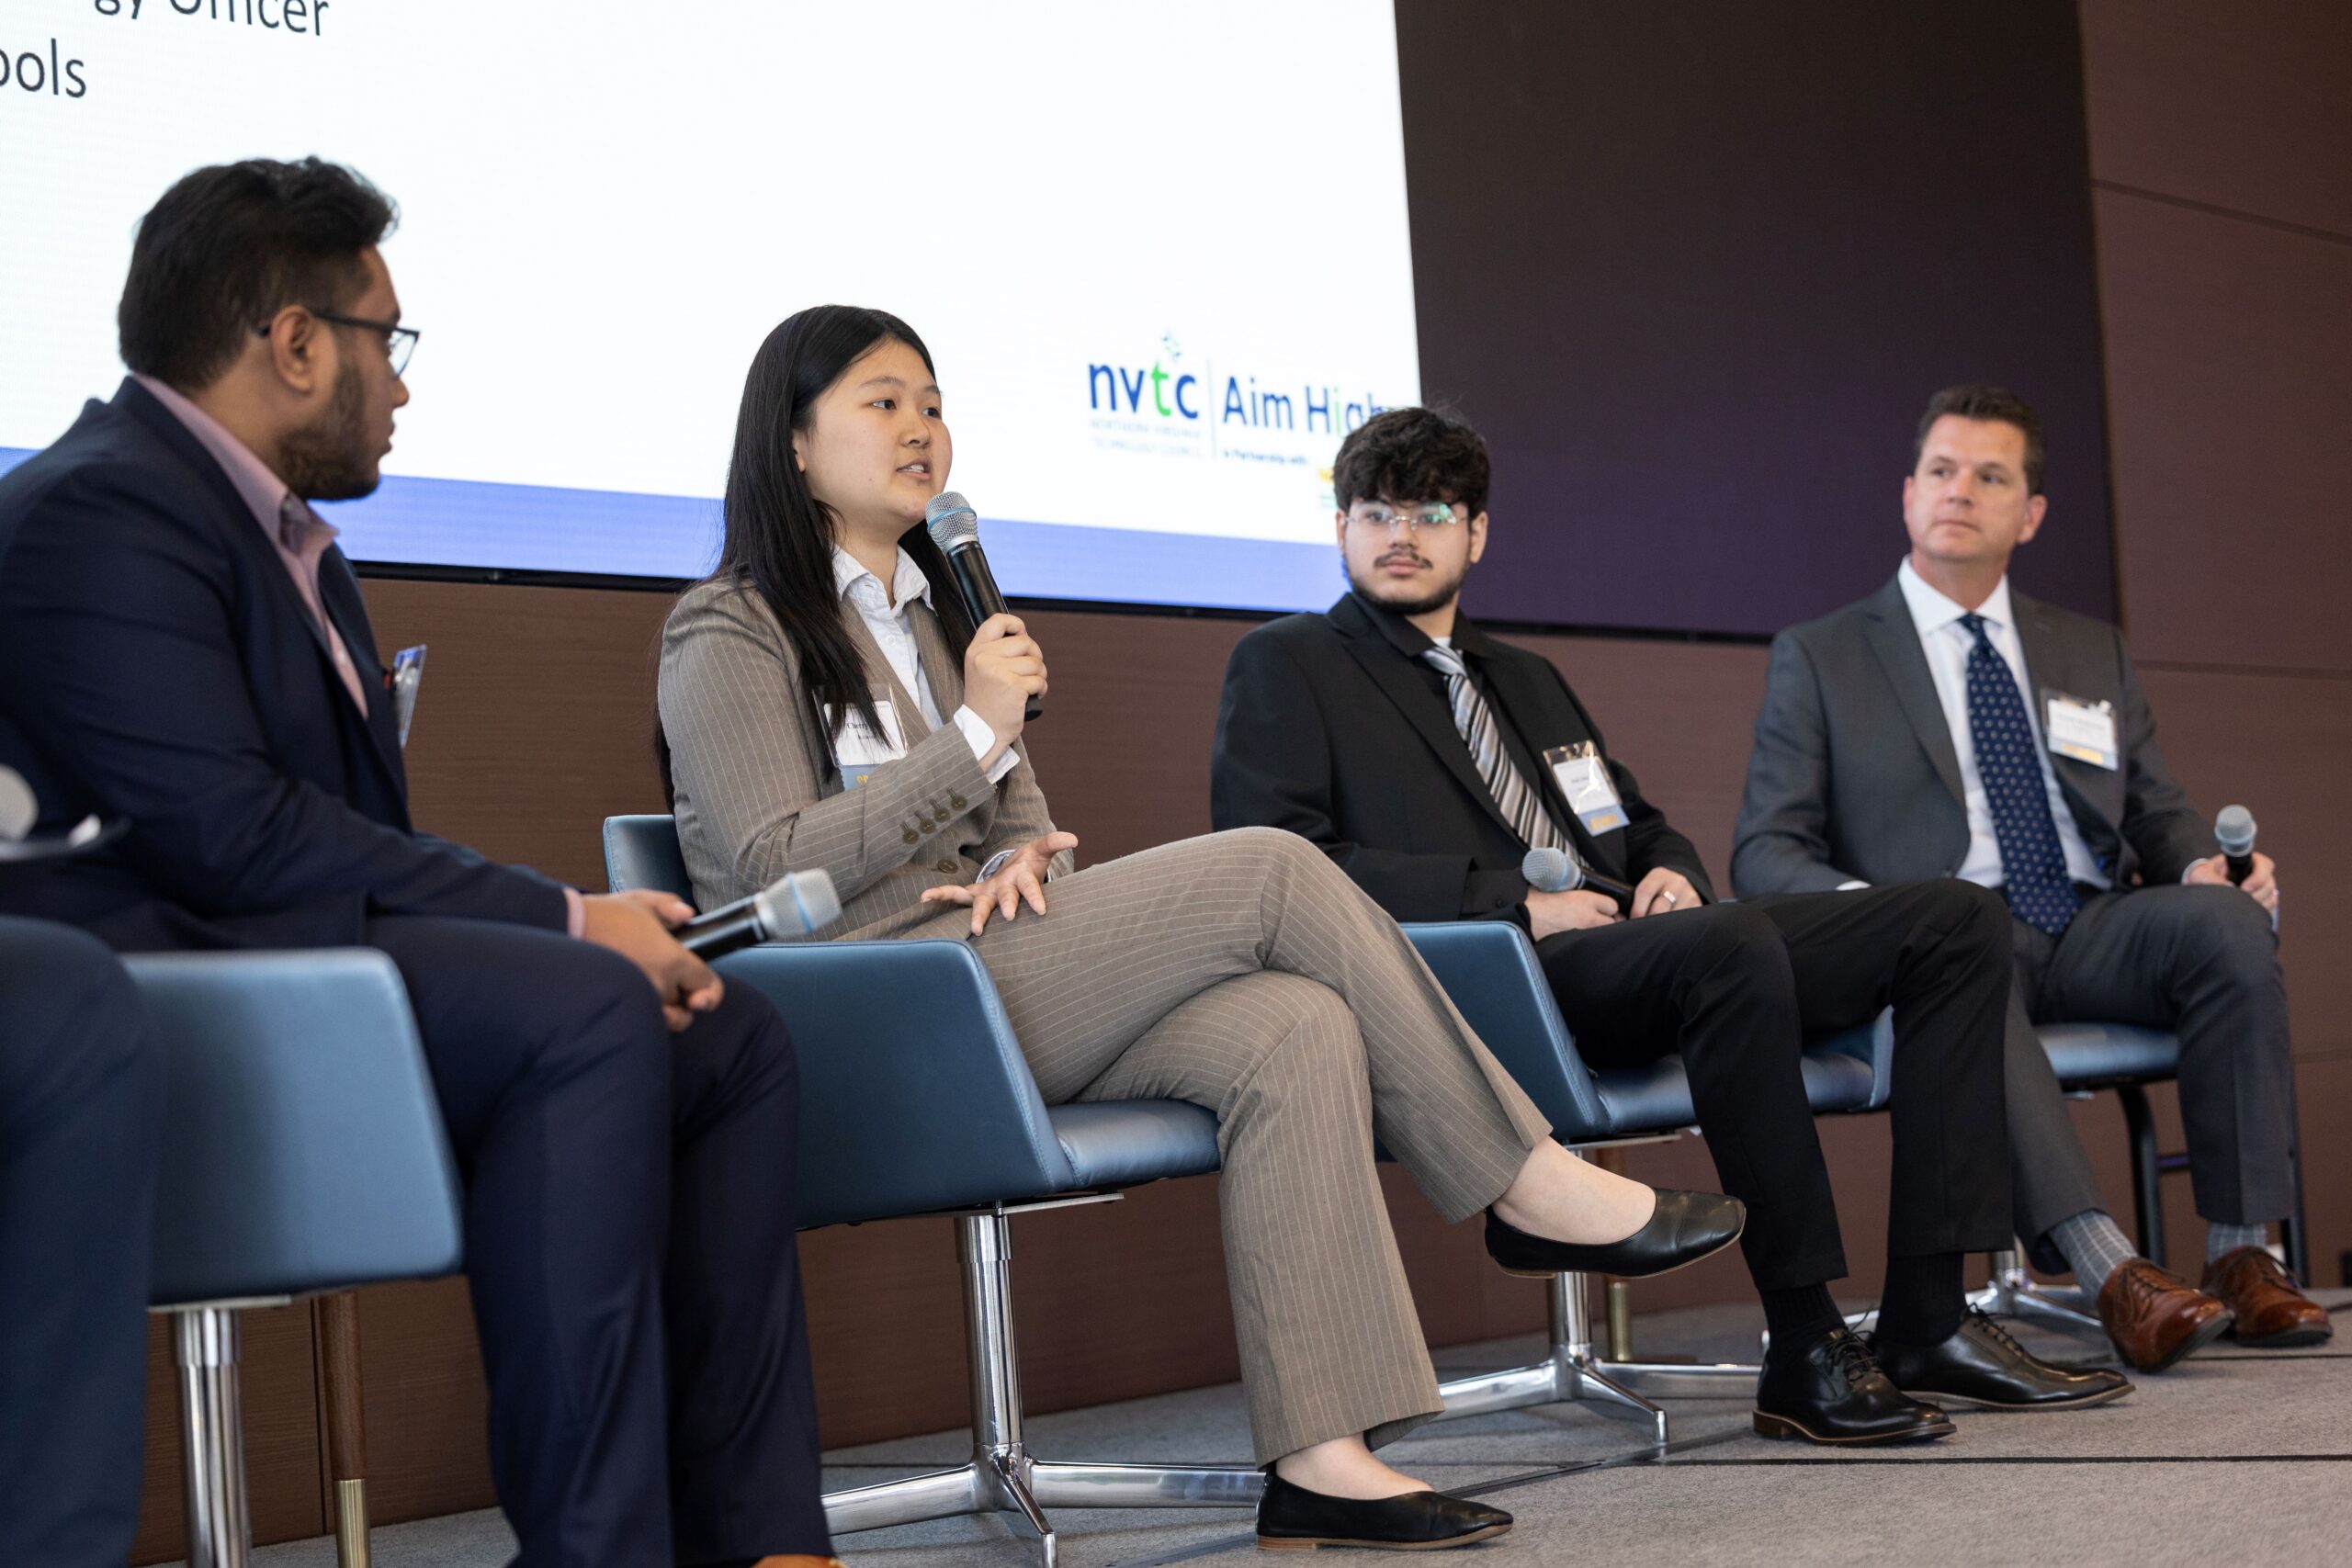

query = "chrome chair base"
[822,1206,1263,1565]
[164,1296,292,1568]
[1435,1271,1757,1446]
[1968,1247,2104,1335]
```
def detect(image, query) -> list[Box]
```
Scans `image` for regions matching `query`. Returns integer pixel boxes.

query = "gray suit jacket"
[1732,574,2214,897]
[659,576,1069,942]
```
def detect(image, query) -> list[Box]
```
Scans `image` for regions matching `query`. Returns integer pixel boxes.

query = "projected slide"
[0,1,1419,610]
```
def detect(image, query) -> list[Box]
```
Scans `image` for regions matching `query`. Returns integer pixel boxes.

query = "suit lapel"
[1459,624,1621,873]
[1331,596,1521,840]
[2010,590,2112,839]
[1860,577,1966,808]
[119,382,406,801]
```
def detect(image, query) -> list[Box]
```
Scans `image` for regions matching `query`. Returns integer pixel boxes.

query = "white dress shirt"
[1896,558,2109,891]
[832,546,1019,785]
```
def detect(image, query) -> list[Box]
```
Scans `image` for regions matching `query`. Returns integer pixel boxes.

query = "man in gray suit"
[1734,385,2327,1367]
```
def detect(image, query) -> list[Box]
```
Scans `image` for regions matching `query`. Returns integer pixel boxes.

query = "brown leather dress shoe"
[2204,1247,2335,1348]
[2098,1258,2233,1371]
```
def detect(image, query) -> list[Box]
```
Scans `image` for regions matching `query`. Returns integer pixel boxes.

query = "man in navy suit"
[0,159,832,1568]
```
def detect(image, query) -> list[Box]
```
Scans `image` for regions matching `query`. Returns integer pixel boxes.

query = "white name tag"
[1544,742,1628,833]
[2043,692,2119,771]
[826,698,907,790]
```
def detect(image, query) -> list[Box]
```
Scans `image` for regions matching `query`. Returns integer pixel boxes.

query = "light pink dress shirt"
[135,375,587,935]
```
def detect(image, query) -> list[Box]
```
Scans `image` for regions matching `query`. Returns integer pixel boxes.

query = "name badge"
[1544,742,1627,834]
[826,698,907,790]
[389,644,427,750]
[2043,691,2119,771]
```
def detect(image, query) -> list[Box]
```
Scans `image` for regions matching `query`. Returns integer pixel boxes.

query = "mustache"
[1376,550,1430,567]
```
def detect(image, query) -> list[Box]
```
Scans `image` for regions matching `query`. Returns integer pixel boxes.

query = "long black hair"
[662,306,975,800]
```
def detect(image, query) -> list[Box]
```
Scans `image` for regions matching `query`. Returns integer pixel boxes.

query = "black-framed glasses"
[255,309,419,378]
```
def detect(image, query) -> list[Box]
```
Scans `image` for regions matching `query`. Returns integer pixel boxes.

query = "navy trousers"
[366,916,828,1567]
[0,917,164,1568]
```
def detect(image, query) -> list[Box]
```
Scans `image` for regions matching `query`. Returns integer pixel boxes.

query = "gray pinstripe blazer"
[658,575,1070,942]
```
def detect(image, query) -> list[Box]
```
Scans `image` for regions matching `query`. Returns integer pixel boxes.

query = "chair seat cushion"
[1594,1047,1875,1137]
[1049,1100,1222,1190]
[2041,1022,2178,1086]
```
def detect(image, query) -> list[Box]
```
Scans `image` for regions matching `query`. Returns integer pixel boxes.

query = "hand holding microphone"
[927,492,1044,729]
[582,870,841,1032]
[2189,804,2278,916]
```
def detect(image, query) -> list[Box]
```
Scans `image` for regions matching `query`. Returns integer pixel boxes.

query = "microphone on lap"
[2215,805,2257,886]
[1521,845,1635,904]
[674,869,842,959]
[924,491,1042,722]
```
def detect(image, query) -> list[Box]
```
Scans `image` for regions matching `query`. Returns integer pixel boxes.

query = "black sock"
[1760,1283,1844,1361]
[1875,1252,1966,1347]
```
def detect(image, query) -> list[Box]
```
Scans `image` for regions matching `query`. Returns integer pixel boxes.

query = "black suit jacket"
[1732,574,2215,897]
[1211,592,1710,925]
[0,378,569,951]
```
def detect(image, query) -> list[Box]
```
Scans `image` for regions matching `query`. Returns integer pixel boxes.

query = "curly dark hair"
[1330,406,1489,516]
[119,157,397,390]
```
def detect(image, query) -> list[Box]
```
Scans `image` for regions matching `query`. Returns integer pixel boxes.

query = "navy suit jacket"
[0,378,570,951]
[1211,592,1710,926]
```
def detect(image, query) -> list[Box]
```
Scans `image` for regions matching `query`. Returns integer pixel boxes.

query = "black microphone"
[1521,846,1635,904]
[924,491,1041,722]
[2215,805,2257,886]
[675,870,842,959]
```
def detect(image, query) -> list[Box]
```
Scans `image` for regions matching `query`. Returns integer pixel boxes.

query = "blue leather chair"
[604,817,1260,1564]
[130,950,463,1568]
[1401,921,1891,1440]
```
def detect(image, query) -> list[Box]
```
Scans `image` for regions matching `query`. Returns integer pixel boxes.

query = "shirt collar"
[1897,556,2012,639]
[831,544,933,615]
[132,373,340,550]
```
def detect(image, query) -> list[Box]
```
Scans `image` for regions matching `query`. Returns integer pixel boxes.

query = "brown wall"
[126,2,2352,1557]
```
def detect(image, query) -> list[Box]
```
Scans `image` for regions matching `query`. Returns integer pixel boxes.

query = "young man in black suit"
[0,160,834,1568]
[1213,406,2120,1439]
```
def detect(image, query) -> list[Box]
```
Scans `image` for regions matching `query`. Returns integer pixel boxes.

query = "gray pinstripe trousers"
[962,827,1551,1461]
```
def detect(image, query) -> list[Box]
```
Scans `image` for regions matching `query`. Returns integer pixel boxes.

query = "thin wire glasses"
[1347,502,1464,536]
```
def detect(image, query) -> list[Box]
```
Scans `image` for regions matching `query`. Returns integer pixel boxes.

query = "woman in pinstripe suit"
[657,305,1744,1551]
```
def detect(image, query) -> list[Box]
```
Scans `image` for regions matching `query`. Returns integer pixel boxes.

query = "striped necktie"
[1961,613,2080,936]
[1421,644,1573,856]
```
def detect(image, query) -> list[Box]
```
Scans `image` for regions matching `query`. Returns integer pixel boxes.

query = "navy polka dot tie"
[1962,614,2079,935]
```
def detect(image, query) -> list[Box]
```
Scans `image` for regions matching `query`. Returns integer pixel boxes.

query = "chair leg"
[2281,1077,2312,1285]
[316,1292,372,1568]
[820,1211,1262,1563]
[2116,1084,2166,1268]
[1968,1246,2105,1336]
[175,1306,253,1568]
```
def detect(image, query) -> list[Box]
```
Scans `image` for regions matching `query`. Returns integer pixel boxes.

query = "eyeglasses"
[1348,502,1463,536]
[255,309,420,378]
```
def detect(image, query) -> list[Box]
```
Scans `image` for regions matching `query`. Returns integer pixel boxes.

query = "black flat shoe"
[1484,1190,1745,1280]
[1753,1325,1955,1445]
[1255,1470,1511,1551]
[1870,1311,2133,1411]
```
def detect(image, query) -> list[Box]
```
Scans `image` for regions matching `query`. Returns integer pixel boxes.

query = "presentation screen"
[0,1,1418,611]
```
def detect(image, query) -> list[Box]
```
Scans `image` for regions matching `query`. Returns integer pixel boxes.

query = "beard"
[1344,553,1468,618]
[277,358,379,502]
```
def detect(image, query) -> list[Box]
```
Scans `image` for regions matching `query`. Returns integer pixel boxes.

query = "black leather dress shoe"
[1256,1470,1511,1551]
[1753,1326,1955,1445]
[1485,1190,1745,1280]
[1870,1311,2133,1410]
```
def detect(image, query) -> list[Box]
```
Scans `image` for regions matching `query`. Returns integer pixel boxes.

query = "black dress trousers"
[0,917,164,1568]
[363,915,830,1568]
[1537,881,2014,1291]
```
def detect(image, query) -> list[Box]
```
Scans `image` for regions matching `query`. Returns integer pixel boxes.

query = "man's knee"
[1923,878,2010,960]
[1689,901,1789,986]
[2176,885,2279,987]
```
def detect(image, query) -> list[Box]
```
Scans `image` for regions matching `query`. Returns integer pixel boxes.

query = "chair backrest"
[605,813,695,896]
[130,950,465,1306]
[1400,922,1612,1138]
[599,814,1085,1226]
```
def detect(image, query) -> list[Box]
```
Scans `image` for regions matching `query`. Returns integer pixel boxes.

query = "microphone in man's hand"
[924,491,1042,722]
[0,766,34,842]
[1521,846,1634,904]
[675,869,842,959]
[2215,805,2257,886]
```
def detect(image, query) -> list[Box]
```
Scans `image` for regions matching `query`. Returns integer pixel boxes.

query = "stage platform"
[182,1290,2352,1566]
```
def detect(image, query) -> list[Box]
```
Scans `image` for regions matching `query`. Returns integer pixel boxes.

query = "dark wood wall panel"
[2080,0,2352,235]
[2092,192,2352,670]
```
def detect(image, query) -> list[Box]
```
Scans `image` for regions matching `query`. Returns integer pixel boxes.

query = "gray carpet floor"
[198,1290,2352,1566]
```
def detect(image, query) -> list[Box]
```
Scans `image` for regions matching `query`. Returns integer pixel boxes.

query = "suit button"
[937,860,959,874]
[949,793,968,810]
[921,820,935,834]
[902,828,920,845]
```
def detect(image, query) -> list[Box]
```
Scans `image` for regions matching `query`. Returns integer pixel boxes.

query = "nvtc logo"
[1088,348,1387,435]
